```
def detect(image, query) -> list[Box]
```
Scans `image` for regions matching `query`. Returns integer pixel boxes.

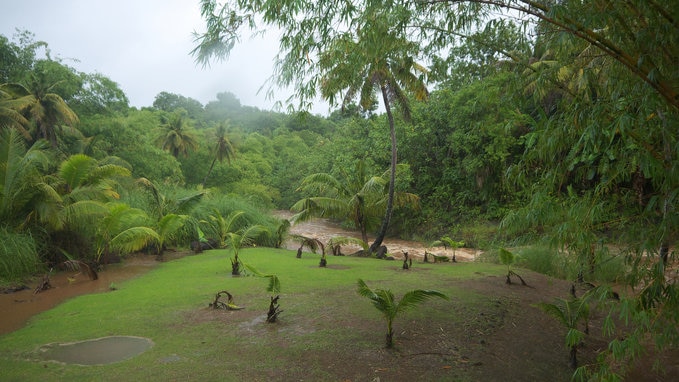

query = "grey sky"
[1,0,328,114]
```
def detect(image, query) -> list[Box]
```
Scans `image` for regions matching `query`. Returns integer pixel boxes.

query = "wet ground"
[0,255,162,336]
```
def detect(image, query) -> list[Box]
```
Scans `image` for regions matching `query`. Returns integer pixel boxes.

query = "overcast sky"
[1,0,329,114]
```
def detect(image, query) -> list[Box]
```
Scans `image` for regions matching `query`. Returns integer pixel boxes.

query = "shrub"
[0,227,41,282]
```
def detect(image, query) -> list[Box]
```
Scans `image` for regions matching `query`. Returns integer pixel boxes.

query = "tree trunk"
[569,346,578,369]
[370,84,396,253]
[201,156,218,188]
[357,209,369,245]
[386,320,394,348]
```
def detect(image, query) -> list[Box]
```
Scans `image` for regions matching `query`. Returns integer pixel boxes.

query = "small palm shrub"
[357,279,448,348]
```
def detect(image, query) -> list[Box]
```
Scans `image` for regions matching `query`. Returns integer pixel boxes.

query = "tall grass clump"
[514,246,560,277]
[480,246,576,280]
[0,227,40,282]
[590,253,627,284]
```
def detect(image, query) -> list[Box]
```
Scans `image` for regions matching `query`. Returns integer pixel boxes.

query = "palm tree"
[134,177,205,255]
[201,209,267,275]
[538,298,591,369]
[291,160,419,246]
[0,129,57,227]
[155,112,199,158]
[291,160,383,244]
[1,71,79,148]
[0,86,31,139]
[357,278,448,348]
[225,223,268,275]
[135,177,205,221]
[318,14,428,253]
[94,202,159,264]
[202,122,235,187]
[204,209,244,249]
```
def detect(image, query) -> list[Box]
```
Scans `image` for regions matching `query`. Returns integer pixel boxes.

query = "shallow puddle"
[38,336,153,365]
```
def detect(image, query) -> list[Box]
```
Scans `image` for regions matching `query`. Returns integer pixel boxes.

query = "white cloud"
[1,0,330,115]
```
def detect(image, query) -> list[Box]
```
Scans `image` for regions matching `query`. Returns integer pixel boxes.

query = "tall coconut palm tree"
[202,122,235,187]
[318,14,428,253]
[155,112,199,158]
[357,278,448,348]
[1,71,79,148]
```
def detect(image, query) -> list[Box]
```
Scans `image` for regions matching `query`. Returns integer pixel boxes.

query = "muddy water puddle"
[37,336,154,365]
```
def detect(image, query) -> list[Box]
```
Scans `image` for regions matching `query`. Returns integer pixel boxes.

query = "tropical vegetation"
[1,0,678,378]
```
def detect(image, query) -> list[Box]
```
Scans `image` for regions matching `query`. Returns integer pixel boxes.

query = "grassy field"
[0,248,583,381]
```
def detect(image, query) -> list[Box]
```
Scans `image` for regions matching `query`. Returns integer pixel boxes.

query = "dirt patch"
[176,267,677,381]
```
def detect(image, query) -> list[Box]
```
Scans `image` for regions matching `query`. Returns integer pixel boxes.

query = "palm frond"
[397,289,449,313]
[175,191,206,214]
[298,172,343,193]
[357,278,378,300]
[290,235,325,254]
[289,197,346,221]
[537,300,570,326]
[109,226,159,254]
[238,224,268,247]
[499,247,515,266]
[60,200,109,229]
[242,262,281,294]
[62,259,98,280]
[157,213,187,238]
[328,236,369,251]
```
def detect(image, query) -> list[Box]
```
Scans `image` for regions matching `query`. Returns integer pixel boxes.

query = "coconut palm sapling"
[538,297,591,369]
[242,263,282,322]
[499,248,528,286]
[431,236,465,262]
[357,279,448,348]
[225,224,268,275]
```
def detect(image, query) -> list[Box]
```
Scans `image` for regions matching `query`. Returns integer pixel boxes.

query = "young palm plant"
[431,236,464,262]
[242,263,282,323]
[538,297,591,369]
[225,223,268,275]
[357,279,448,348]
[499,248,528,286]
[291,235,328,266]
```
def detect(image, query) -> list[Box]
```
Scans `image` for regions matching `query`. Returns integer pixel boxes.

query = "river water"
[276,210,479,261]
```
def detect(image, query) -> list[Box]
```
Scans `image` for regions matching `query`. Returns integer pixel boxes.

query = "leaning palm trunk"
[202,156,218,188]
[370,84,397,253]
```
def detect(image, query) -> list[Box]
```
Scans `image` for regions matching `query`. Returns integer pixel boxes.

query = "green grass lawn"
[0,248,504,381]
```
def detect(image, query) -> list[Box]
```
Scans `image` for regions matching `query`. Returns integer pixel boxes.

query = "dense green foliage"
[2,1,679,377]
